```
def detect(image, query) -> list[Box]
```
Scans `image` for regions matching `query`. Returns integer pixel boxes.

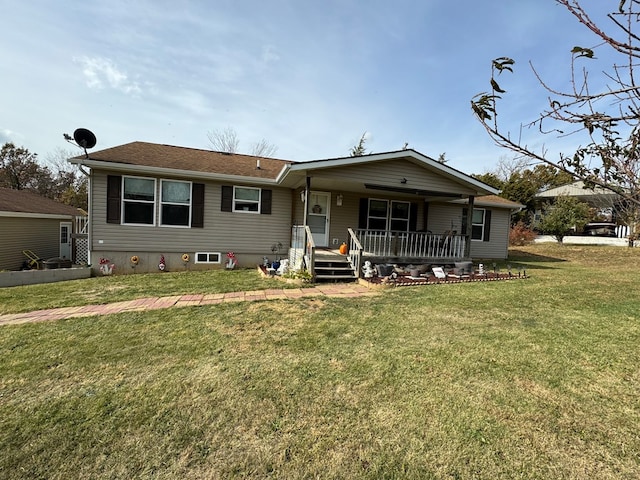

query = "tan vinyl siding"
[91,170,292,256]
[470,208,510,259]
[0,217,64,270]
[292,191,426,245]
[428,203,510,259]
[311,159,477,195]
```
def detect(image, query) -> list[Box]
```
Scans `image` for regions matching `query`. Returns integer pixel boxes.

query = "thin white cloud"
[74,56,142,95]
[0,128,22,145]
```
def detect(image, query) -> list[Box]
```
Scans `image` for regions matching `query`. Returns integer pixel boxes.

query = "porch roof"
[277,149,499,199]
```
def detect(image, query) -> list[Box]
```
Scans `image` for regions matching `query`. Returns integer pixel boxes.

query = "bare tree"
[251,138,278,157]
[207,127,240,153]
[207,127,278,157]
[471,0,640,240]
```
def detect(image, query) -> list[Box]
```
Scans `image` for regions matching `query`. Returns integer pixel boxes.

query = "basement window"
[194,252,221,264]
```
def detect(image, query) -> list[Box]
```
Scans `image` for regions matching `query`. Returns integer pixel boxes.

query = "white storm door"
[307,191,330,247]
[60,222,72,260]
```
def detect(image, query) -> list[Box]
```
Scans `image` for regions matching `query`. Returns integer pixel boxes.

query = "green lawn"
[1,244,639,479]
[0,268,306,315]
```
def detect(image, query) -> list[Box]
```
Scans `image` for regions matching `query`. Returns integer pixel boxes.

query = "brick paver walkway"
[0,284,379,326]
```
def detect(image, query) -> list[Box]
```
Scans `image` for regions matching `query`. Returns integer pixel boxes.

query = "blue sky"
[0,1,616,174]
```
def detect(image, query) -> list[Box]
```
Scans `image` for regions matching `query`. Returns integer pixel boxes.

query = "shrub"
[509,221,537,246]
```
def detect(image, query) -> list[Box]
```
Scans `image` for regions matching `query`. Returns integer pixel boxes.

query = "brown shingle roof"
[475,195,523,208]
[78,142,294,179]
[0,188,80,216]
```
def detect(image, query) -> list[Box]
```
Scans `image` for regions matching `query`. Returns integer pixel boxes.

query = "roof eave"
[72,158,280,185]
[284,150,499,196]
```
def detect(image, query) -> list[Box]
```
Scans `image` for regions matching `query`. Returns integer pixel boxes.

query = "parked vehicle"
[581,222,618,237]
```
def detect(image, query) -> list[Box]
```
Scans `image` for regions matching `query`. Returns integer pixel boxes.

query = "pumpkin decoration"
[339,242,348,255]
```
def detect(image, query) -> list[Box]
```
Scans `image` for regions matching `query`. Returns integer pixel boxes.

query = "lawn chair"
[22,250,43,270]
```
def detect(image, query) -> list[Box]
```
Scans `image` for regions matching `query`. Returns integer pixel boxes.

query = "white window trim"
[232,186,261,214]
[159,179,193,228]
[194,252,221,264]
[122,175,157,226]
[471,208,486,241]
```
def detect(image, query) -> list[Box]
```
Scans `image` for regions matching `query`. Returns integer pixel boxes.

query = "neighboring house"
[535,181,631,237]
[69,142,521,277]
[0,187,85,271]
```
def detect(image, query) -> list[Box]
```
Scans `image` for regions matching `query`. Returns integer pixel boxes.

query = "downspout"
[464,195,475,258]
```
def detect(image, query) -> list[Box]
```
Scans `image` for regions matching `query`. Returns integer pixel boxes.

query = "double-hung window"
[471,208,486,240]
[367,199,411,231]
[123,176,156,225]
[233,186,261,213]
[161,180,192,227]
[367,199,388,230]
[390,201,410,232]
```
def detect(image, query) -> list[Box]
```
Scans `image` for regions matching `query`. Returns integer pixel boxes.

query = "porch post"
[303,176,311,227]
[464,195,475,258]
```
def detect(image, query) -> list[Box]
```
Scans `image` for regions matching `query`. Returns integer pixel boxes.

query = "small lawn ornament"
[362,260,375,278]
[276,258,289,275]
[158,254,166,271]
[99,257,115,276]
[478,263,484,275]
[226,251,238,270]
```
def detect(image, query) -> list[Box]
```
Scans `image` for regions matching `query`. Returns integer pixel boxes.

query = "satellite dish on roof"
[69,128,97,159]
[73,128,97,149]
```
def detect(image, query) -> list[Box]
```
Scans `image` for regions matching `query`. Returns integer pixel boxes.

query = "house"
[69,142,522,278]
[535,181,631,237]
[0,187,86,271]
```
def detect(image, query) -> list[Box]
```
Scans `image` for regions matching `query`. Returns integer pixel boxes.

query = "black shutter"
[358,198,368,229]
[483,210,492,241]
[191,183,205,228]
[409,202,418,231]
[221,186,233,212]
[461,208,468,235]
[261,189,272,214]
[107,175,122,224]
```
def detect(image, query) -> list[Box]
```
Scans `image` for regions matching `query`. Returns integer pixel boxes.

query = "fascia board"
[72,159,280,186]
[0,212,75,219]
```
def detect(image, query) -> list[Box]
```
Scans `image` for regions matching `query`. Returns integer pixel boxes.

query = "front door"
[307,191,330,247]
[60,222,72,260]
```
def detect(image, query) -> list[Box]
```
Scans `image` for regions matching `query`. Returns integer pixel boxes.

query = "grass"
[0,268,307,315]
[1,244,639,479]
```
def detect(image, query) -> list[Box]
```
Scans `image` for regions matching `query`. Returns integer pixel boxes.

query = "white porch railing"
[347,228,363,278]
[355,229,466,259]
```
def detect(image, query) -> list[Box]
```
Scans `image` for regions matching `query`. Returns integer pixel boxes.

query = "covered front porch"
[290,226,468,280]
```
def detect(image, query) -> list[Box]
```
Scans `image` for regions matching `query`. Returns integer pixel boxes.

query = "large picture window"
[233,186,261,213]
[161,180,192,226]
[123,176,156,225]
